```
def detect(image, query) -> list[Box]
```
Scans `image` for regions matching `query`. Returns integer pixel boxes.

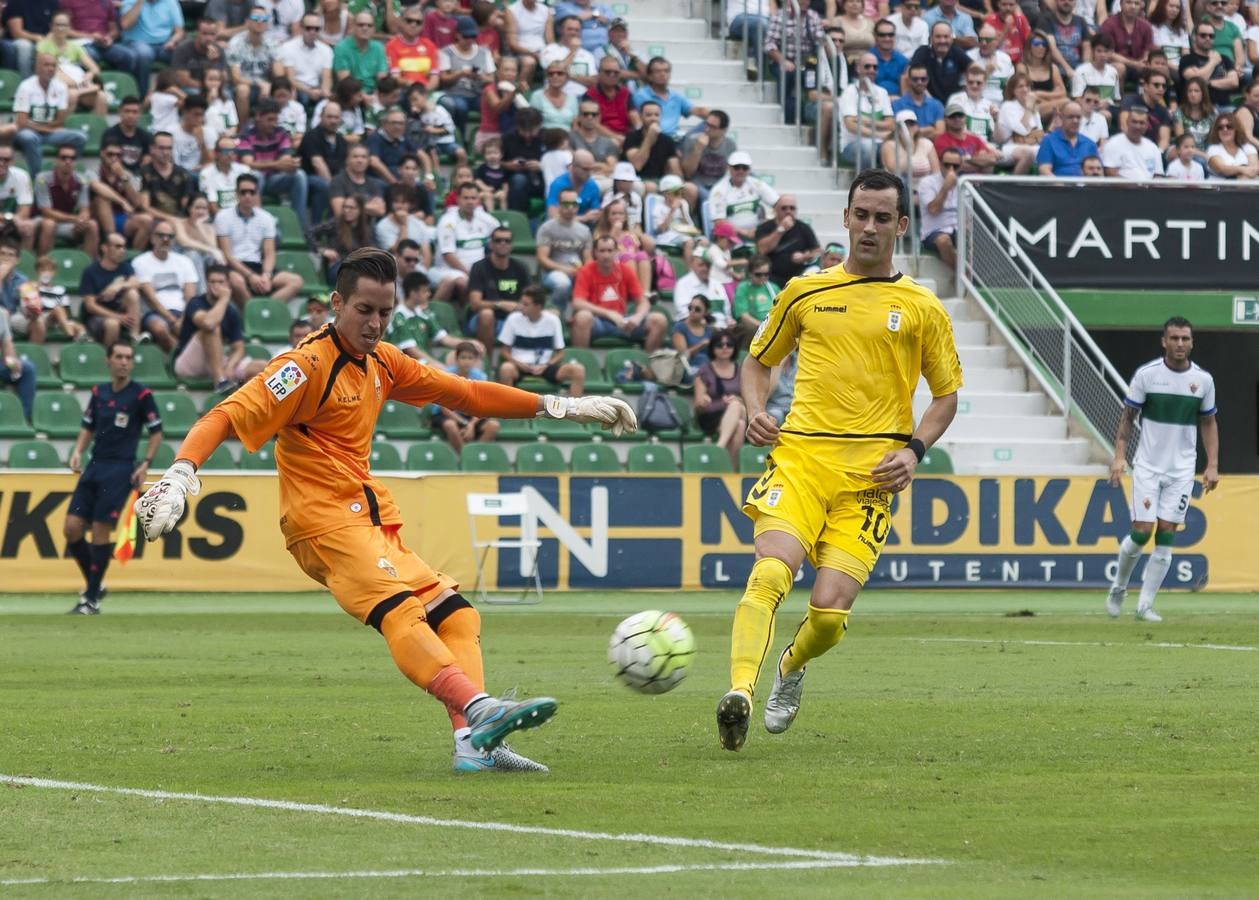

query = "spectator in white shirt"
[1165,132,1207,179]
[892,0,930,59]
[968,24,1014,105]
[918,147,961,267]
[1101,105,1165,178]
[13,54,87,176]
[279,13,334,105]
[1205,112,1259,180]
[1071,33,1122,117]
[496,285,586,394]
[840,53,895,168]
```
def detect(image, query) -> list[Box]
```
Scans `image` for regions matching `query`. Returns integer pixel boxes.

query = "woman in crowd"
[1017,32,1066,120]
[594,199,653,294]
[37,12,107,114]
[1147,0,1190,64]
[832,0,874,56]
[1205,112,1259,180]
[530,64,580,131]
[174,196,227,290]
[996,72,1044,154]
[880,109,939,180]
[203,69,239,137]
[671,295,716,380]
[692,330,746,469]
[1173,77,1216,159]
[476,54,524,152]
[313,194,375,282]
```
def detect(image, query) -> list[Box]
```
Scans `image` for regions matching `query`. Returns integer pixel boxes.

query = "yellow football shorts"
[742,443,893,584]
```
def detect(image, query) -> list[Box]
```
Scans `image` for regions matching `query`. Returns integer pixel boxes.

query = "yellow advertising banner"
[1,473,1255,593]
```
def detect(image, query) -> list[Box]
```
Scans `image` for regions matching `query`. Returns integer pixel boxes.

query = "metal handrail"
[888,120,919,271]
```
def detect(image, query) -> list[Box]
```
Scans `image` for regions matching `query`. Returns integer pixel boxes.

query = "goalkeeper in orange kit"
[134,248,637,773]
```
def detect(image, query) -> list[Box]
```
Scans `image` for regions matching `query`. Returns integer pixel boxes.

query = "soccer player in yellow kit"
[134,248,637,772]
[717,170,964,751]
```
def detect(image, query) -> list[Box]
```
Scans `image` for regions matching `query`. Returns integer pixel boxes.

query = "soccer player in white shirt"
[1107,317,1218,622]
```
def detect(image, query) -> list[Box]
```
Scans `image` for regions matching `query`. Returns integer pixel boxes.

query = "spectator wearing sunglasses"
[918,147,961,268]
[280,13,336,104]
[871,20,910,98]
[693,330,745,470]
[732,254,780,349]
[754,195,821,286]
[894,64,946,138]
[386,5,441,88]
[671,293,716,375]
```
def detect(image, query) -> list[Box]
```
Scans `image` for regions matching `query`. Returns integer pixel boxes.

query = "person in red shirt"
[387,8,440,87]
[933,102,998,172]
[134,247,637,773]
[1099,0,1154,84]
[421,0,460,48]
[585,56,639,138]
[982,0,1031,64]
[569,235,667,349]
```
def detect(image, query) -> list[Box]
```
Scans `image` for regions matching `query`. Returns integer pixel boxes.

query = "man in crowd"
[331,143,387,219]
[502,107,545,213]
[133,224,199,351]
[431,181,500,309]
[238,100,320,232]
[140,131,194,225]
[173,263,268,391]
[35,145,99,257]
[1036,101,1099,175]
[1036,0,1091,77]
[536,189,592,314]
[201,137,252,216]
[79,234,143,347]
[681,110,736,208]
[706,151,779,242]
[214,173,303,303]
[923,0,977,49]
[968,24,1014,105]
[632,56,707,138]
[1101,104,1164,179]
[497,285,586,395]
[14,53,87,176]
[171,17,226,92]
[334,12,389,106]
[545,150,602,222]
[918,147,961,267]
[763,1,824,125]
[0,143,38,249]
[102,97,152,175]
[934,100,998,172]
[586,56,637,138]
[227,3,284,122]
[467,225,532,350]
[569,98,621,178]
[541,15,597,98]
[281,13,335,105]
[569,234,667,350]
[120,0,184,92]
[839,53,895,168]
[90,138,154,251]
[894,64,946,138]
[754,195,821,287]
[909,22,970,101]
[1119,71,1172,153]
[872,19,909,98]
[621,100,684,194]
[387,5,440,89]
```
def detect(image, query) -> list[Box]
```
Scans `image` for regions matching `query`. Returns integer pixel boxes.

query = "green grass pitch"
[2,590,1257,897]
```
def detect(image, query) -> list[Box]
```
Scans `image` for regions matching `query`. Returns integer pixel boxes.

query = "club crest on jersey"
[1189,383,1199,394]
[377,557,398,578]
[113,412,129,428]
[887,310,902,332]
[266,361,307,402]
[1143,498,1152,510]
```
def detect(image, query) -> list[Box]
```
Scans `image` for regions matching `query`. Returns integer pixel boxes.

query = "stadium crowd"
[2,0,1257,462]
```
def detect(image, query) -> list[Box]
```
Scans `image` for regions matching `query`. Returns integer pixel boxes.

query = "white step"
[683,102,782,125]
[957,345,1009,369]
[758,166,841,191]
[942,438,1094,468]
[952,319,989,343]
[631,19,710,42]
[619,0,703,16]
[915,391,1049,418]
[956,366,1027,392]
[671,76,764,102]
[940,415,1068,441]
[732,144,820,167]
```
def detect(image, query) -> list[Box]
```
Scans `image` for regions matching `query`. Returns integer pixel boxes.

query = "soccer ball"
[608,610,696,694]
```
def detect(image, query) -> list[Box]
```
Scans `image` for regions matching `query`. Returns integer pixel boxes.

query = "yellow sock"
[730,557,794,697]
[781,605,849,675]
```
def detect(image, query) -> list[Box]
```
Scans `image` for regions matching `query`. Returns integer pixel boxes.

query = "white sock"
[1138,546,1172,610]
[463,692,490,712]
[454,727,471,741]
[1113,535,1144,589]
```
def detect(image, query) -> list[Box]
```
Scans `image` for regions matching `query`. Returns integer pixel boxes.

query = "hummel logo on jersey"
[813,304,847,313]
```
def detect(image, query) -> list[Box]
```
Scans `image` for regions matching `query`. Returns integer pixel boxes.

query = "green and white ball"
[608,610,696,694]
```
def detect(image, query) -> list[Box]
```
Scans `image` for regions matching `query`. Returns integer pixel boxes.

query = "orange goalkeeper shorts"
[289,525,457,624]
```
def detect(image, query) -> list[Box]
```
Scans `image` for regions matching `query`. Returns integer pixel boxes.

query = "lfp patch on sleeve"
[265,361,307,402]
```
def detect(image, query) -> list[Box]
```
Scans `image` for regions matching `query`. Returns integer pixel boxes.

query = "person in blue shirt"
[1036,101,1099,176]
[872,20,909,98]
[631,57,709,138]
[544,149,603,223]
[922,0,977,49]
[65,341,164,614]
[555,0,614,54]
[893,63,946,137]
[120,0,185,92]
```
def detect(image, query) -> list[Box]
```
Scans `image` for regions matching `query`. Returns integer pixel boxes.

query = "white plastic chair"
[466,492,543,605]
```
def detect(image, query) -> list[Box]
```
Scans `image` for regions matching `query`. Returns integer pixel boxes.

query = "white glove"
[134,460,200,542]
[542,395,638,437]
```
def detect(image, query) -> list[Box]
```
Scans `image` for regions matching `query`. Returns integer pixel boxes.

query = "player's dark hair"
[847,168,909,218]
[402,271,430,295]
[335,247,397,299]
[106,339,133,358]
[1163,316,1192,334]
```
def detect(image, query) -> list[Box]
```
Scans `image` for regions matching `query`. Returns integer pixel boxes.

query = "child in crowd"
[20,257,84,342]
[146,69,183,134]
[442,164,478,208]
[270,77,308,138]
[1165,133,1205,181]
[540,128,572,193]
[474,138,509,211]
[430,342,500,452]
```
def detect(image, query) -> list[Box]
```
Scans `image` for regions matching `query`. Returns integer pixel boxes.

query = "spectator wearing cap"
[438,16,496,137]
[646,174,699,256]
[569,97,620,180]
[593,17,646,87]
[754,195,820,287]
[546,149,603,222]
[621,99,685,195]
[894,63,946,138]
[632,57,710,139]
[1100,104,1164,179]
[805,242,847,275]
[909,22,971,101]
[839,53,895,167]
[556,0,615,54]
[542,15,599,98]
[587,56,638,139]
[706,151,778,241]
[681,110,737,208]
[1035,100,1099,175]
[872,19,910,98]
[882,107,941,176]
[603,160,644,227]
[917,147,961,267]
[934,100,998,172]
[334,11,389,103]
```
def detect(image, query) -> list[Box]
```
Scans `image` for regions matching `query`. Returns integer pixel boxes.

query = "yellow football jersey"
[750,267,964,479]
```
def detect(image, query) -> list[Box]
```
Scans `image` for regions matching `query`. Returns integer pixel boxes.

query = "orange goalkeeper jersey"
[210,325,537,547]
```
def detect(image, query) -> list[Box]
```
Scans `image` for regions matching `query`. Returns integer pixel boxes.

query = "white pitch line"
[911,637,1256,652]
[0,858,934,887]
[0,775,945,868]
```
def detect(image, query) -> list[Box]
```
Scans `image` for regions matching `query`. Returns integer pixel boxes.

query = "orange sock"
[432,598,483,730]
[378,600,458,689]
[428,666,483,724]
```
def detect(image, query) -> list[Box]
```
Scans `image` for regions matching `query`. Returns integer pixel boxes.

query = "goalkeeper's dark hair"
[335,247,397,299]
[1163,316,1192,334]
[848,168,908,218]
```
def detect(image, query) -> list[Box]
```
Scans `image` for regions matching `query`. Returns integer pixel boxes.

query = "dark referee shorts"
[67,460,134,525]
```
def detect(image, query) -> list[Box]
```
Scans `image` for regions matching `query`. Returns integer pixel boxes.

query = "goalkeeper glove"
[134,460,200,542]
[542,394,638,437]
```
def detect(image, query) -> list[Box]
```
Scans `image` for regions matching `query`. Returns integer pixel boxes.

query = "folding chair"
[466,492,542,605]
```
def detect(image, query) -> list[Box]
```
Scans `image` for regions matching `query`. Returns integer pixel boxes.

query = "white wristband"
[540,395,576,419]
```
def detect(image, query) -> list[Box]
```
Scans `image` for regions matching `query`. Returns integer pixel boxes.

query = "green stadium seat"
[626,443,677,473]
[241,441,277,470]
[201,444,238,469]
[534,416,593,441]
[13,342,59,388]
[245,342,273,361]
[200,389,234,413]
[515,442,565,472]
[656,255,687,302]
[243,298,292,342]
[7,439,61,468]
[131,344,175,388]
[603,347,650,394]
[58,343,108,387]
[496,209,535,254]
[152,391,198,438]
[142,442,176,469]
[63,113,106,155]
[99,70,139,111]
[32,393,83,438]
[739,444,769,473]
[406,441,459,471]
[0,68,19,113]
[917,446,954,474]
[49,249,93,290]
[376,399,427,438]
[569,442,621,473]
[495,417,535,441]
[264,205,308,250]
[369,441,404,470]
[0,391,33,436]
[275,250,326,287]
[683,444,733,473]
[562,347,612,393]
[428,300,461,339]
[460,441,511,472]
